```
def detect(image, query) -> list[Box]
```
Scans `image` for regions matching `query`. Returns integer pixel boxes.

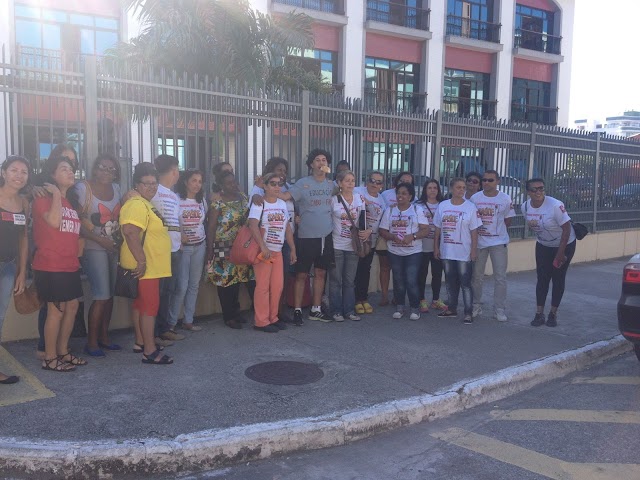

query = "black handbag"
[571,221,588,240]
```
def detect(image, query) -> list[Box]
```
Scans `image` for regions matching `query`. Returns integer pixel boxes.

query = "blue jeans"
[388,252,422,309]
[329,249,359,316]
[443,259,474,315]
[81,249,117,300]
[157,250,182,334]
[0,259,17,339]
[168,242,206,326]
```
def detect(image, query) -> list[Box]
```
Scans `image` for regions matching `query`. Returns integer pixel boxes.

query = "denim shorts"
[81,249,118,300]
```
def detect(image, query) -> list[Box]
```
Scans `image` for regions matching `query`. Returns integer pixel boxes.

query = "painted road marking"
[572,376,640,385]
[490,409,640,424]
[432,427,640,480]
[0,346,55,407]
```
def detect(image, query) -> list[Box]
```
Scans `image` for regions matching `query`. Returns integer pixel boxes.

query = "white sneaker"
[392,310,403,319]
[472,304,482,318]
[347,314,361,321]
[495,309,508,322]
[333,314,345,322]
[409,311,420,321]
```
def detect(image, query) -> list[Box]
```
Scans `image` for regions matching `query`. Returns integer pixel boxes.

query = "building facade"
[575,111,640,139]
[253,0,574,127]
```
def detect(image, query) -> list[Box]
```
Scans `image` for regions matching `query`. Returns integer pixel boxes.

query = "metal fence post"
[592,132,601,233]
[83,56,99,176]
[432,109,443,181]
[301,90,310,174]
[524,123,537,239]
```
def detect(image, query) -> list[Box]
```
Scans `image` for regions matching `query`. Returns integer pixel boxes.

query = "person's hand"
[43,182,60,197]
[471,249,477,262]
[97,236,118,253]
[290,249,297,265]
[206,248,213,262]
[553,255,566,269]
[132,261,146,278]
[31,185,48,198]
[13,272,26,296]
[181,233,189,245]
[400,234,413,246]
[121,189,140,203]
[295,215,301,225]
[358,229,371,241]
[254,175,264,189]
[260,246,271,260]
[434,247,441,260]
[252,194,264,206]
[210,192,221,203]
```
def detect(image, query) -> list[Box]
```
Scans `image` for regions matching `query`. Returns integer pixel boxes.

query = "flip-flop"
[142,350,173,365]
[98,342,122,351]
[133,343,164,353]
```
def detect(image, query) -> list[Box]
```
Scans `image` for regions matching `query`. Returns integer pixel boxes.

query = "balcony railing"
[16,45,84,72]
[514,28,562,55]
[364,88,427,112]
[443,97,497,119]
[511,103,558,126]
[446,15,501,43]
[273,0,344,15]
[366,1,430,31]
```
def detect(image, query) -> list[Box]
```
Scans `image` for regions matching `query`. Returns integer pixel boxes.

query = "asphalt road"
[175,351,640,480]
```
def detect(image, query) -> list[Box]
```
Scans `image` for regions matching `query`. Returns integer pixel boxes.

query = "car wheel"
[635,344,640,362]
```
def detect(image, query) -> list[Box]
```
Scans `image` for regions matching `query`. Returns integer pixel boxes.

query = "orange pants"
[253,251,284,327]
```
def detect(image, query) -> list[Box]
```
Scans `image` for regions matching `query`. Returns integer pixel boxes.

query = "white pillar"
[495,0,516,121]
[555,0,574,127]
[342,2,365,98]
[0,0,13,158]
[424,0,446,111]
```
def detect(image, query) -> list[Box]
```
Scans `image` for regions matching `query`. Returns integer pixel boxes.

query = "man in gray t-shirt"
[280,149,334,324]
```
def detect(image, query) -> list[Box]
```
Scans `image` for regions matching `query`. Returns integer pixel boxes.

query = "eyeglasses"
[97,164,117,173]
[481,178,495,183]
[267,181,283,187]
[466,179,480,185]
[138,181,158,188]
[528,186,545,192]
[369,179,384,185]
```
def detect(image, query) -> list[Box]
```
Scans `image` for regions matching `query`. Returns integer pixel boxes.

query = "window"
[365,57,420,111]
[443,69,493,118]
[287,48,338,85]
[158,138,186,170]
[511,78,555,125]
[514,4,560,54]
[14,3,120,62]
[446,0,498,42]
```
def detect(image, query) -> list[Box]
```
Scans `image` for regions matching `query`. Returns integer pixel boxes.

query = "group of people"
[0,146,579,383]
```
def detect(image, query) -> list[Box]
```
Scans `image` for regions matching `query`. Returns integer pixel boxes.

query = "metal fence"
[2,48,640,239]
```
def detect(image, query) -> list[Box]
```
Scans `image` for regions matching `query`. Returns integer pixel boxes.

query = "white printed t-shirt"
[151,184,181,252]
[522,196,576,247]
[354,186,386,245]
[248,199,290,253]
[250,183,295,234]
[331,194,366,251]
[178,198,207,245]
[470,191,516,248]
[415,202,439,253]
[379,204,428,256]
[433,199,482,261]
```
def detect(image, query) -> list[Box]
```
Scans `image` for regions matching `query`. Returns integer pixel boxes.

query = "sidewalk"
[0,257,630,475]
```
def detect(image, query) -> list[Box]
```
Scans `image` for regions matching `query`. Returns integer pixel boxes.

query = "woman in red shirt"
[32,156,85,372]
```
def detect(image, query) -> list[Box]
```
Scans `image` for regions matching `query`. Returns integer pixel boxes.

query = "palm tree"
[107,0,327,92]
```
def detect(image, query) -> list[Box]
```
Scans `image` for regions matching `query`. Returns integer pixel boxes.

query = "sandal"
[58,352,88,366]
[362,302,374,314]
[133,343,164,353]
[437,309,458,318]
[142,350,174,365]
[42,357,75,372]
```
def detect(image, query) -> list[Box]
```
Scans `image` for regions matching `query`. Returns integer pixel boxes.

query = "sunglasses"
[267,181,283,187]
[466,179,480,185]
[369,179,384,185]
[138,181,158,187]
[481,178,495,183]
[97,164,117,173]
[528,186,545,192]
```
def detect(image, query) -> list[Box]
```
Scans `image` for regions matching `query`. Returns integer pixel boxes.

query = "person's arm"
[13,198,29,295]
[434,227,441,260]
[277,191,292,202]
[42,184,63,228]
[285,223,296,264]
[504,217,513,228]
[553,222,572,268]
[470,228,478,262]
[205,206,220,261]
[248,217,270,259]
[122,224,146,278]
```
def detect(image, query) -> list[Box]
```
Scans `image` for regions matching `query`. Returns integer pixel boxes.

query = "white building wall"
[495,0,516,120]
[424,0,445,111]
[0,0,14,158]
[342,2,366,98]
[555,0,574,127]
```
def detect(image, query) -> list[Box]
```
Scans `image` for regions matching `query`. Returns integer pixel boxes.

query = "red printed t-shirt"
[32,195,81,272]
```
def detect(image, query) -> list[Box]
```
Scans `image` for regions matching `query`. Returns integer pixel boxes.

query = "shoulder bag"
[229,203,265,266]
[338,195,371,258]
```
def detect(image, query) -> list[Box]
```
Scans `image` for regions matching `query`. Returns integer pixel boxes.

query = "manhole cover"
[244,361,324,385]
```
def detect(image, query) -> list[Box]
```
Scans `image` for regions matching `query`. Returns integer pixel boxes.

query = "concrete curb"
[0,335,631,478]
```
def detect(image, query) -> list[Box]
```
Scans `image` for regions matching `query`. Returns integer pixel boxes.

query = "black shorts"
[295,234,334,273]
[34,270,83,304]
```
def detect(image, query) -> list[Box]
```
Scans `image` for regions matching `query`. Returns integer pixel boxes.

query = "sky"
[569,0,639,123]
